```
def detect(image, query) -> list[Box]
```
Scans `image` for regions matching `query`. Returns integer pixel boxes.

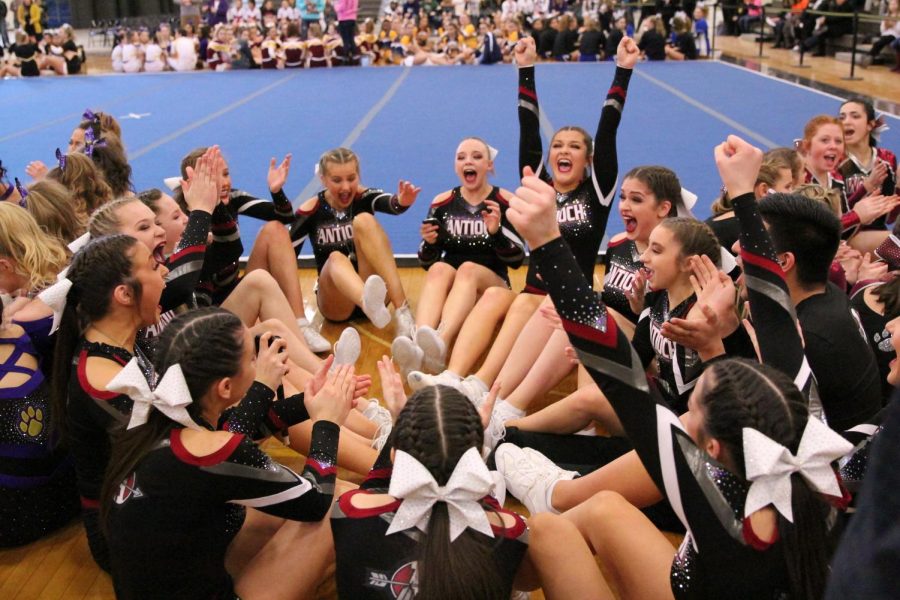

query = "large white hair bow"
[107,358,201,431]
[743,417,852,522]
[386,447,495,541]
[671,186,737,273]
[36,275,73,334]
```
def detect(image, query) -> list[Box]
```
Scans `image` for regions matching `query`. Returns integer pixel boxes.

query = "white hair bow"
[487,144,499,162]
[163,176,181,191]
[742,417,852,522]
[386,447,496,541]
[36,276,72,334]
[107,358,201,431]
[674,187,698,219]
[872,114,889,143]
[67,232,91,253]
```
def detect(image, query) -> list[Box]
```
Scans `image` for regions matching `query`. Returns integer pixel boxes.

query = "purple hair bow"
[56,148,67,172]
[83,127,107,158]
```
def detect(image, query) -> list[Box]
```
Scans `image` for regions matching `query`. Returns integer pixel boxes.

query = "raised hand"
[714,135,764,199]
[514,36,537,67]
[397,180,422,207]
[304,363,355,426]
[687,255,739,337]
[267,153,292,193]
[482,198,501,235]
[616,36,639,69]
[507,166,561,249]
[376,355,407,420]
[183,146,220,214]
[254,332,290,391]
[26,160,48,181]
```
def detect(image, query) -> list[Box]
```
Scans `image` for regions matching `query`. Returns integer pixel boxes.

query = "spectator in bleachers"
[278,0,298,21]
[578,17,604,61]
[536,16,558,57]
[17,0,41,41]
[770,0,807,49]
[637,14,666,60]
[551,13,578,60]
[801,0,853,56]
[208,0,231,25]
[869,0,899,64]
[738,0,763,34]
[605,14,626,58]
[0,1,9,48]
[300,0,325,37]
[665,14,699,59]
[228,0,247,24]
[246,0,263,24]
[335,0,358,64]
[261,0,279,26]
[176,0,204,30]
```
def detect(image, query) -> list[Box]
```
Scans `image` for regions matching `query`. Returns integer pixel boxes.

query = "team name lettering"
[557,203,587,224]
[317,223,354,246]
[650,322,675,361]
[446,218,488,237]
[605,264,636,292]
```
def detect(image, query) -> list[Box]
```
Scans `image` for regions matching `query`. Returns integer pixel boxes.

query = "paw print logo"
[875,330,894,353]
[19,406,44,438]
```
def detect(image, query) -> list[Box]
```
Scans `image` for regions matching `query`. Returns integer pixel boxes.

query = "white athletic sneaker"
[458,375,489,407]
[297,318,331,353]
[415,325,446,373]
[495,444,576,515]
[483,399,525,452]
[407,369,460,392]
[392,336,423,378]
[361,399,393,450]
[361,275,391,328]
[332,327,360,369]
[394,303,416,340]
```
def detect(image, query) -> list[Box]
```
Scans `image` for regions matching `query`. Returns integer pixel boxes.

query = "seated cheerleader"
[496,217,739,474]
[46,151,114,222]
[290,148,419,338]
[504,145,851,600]
[87,150,334,384]
[331,373,535,599]
[408,37,637,426]
[838,97,900,253]
[281,21,304,68]
[0,195,80,548]
[23,178,86,246]
[305,22,331,67]
[798,114,900,248]
[49,234,167,570]
[173,145,332,352]
[392,137,524,375]
[0,298,79,547]
[101,308,355,598]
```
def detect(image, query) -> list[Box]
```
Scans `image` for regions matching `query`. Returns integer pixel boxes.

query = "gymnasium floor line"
[633,69,778,149]
[293,67,411,203]
[130,72,302,160]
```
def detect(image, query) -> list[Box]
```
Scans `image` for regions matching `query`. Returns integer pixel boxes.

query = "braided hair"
[701,359,832,600]
[51,235,143,440]
[390,386,506,600]
[100,308,246,529]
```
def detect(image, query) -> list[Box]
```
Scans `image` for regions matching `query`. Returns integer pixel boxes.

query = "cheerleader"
[290,148,419,337]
